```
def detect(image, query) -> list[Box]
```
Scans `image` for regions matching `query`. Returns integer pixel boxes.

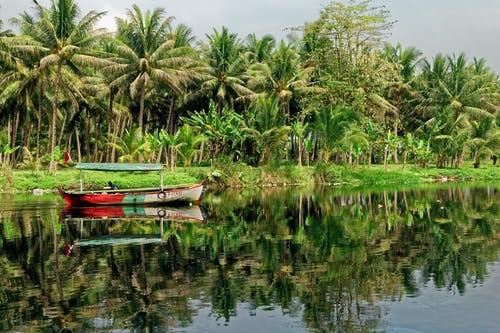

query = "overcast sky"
[1,0,499,73]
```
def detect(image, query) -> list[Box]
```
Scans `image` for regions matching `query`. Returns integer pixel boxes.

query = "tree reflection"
[0,184,499,331]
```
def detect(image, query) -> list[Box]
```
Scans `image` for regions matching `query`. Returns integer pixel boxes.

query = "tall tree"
[244,97,290,164]
[16,0,107,172]
[302,0,394,103]
[418,53,499,166]
[382,43,423,162]
[302,0,398,160]
[245,33,275,63]
[0,37,42,158]
[198,27,255,112]
[420,53,497,122]
[105,5,201,133]
[168,23,196,48]
[382,43,423,134]
[314,105,360,163]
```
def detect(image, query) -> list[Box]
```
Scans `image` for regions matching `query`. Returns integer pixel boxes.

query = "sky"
[1,0,499,73]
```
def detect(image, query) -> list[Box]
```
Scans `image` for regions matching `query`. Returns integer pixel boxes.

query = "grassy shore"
[0,162,499,193]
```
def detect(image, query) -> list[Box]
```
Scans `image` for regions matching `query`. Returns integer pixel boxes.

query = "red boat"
[58,163,206,206]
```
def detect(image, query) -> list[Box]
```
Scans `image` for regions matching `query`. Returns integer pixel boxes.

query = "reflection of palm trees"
[49,209,73,330]
[1,185,500,331]
[211,268,237,322]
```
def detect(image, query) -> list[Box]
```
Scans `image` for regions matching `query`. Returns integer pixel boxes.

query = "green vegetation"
[1,163,499,192]
[0,0,499,184]
[0,166,199,191]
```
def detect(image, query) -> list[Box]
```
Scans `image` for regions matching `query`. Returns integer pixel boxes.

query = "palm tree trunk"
[156,146,163,164]
[167,98,175,135]
[57,110,67,148]
[111,116,121,162]
[170,147,176,172]
[298,139,303,168]
[11,108,21,166]
[138,85,145,132]
[106,121,112,162]
[306,145,311,166]
[93,116,100,161]
[12,107,20,149]
[36,84,44,159]
[49,63,63,173]
[383,144,388,170]
[393,94,401,165]
[105,91,114,162]
[198,140,205,165]
[85,110,91,162]
[67,132,73,153]
[368,146,373,168]
[145,110,151,134]
[393,142,399,164]
[75,127,82,163]
[24,122,32,154]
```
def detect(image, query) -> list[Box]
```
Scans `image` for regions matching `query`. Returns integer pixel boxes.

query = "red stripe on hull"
[59,188,127,205]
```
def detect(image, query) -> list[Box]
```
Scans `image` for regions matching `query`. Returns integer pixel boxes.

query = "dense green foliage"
[1,0,499,175]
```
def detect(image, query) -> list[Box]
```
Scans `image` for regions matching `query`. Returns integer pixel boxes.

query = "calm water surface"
[0,183,499,332]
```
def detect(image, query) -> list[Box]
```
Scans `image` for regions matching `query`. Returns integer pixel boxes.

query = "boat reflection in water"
[60,204,205,248]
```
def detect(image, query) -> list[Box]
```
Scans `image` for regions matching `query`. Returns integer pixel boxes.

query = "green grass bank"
[1,162,499,193]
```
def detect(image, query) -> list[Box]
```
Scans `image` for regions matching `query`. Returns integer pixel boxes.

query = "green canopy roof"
[76,163,163,171]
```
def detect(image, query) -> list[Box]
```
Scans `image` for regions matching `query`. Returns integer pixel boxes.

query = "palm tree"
[198,27,255,112]
[341,126,369,167]
[1,17,50,162]
[467,116,499,168]
[247,40,316,122]
[105,5,201,133]
[108,126,150,162]
[175,124,206,167]
[156,128,184,170]
[244,97,290,164]
[16,0,107,172]
[420,53,496,122]
[270,41,315,121]
[168,23,196,48]
[314,105,360,163]
[418,53,499,166]
[382,43,424,161]
[0,41,42,160]
[245,33,275,63]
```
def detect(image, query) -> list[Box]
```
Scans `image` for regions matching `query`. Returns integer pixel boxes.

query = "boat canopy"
[76,163,163,171]
[75,163,164,192]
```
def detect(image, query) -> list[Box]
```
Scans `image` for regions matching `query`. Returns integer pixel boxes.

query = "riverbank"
[1,162,499,193]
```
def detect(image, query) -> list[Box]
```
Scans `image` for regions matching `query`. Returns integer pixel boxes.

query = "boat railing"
[69,184,197,194]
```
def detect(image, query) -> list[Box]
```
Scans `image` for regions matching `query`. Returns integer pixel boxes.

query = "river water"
[0,183,499,332]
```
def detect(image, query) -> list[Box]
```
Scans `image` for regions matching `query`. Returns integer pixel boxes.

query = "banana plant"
[107,127,151,162]
[175,124,207,167]
[0,142,20,167]
[181,101,244,165]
